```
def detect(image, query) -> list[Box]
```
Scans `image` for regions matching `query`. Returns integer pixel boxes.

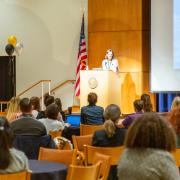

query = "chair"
[92,153,111,180]
[80,124,104,135]
[49,130,62,139]
[172,148,180,166]
[13,135,56,159]
[72,134,92,152]
[66,161,101,180]
[84,145,124,165]
[55,136,73,150]
[0,171,30,180]
[38,147,77,166]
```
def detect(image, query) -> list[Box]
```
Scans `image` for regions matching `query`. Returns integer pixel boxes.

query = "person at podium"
[102,49,119,73]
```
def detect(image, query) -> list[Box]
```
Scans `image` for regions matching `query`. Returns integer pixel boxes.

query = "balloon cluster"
[5,35,24,56]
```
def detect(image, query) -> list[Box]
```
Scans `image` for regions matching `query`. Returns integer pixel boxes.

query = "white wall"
[0,0,88,109]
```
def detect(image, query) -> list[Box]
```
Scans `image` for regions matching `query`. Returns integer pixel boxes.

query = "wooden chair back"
[72,134,92,152]
[49,130,62,139]
[80,124,104,135]
[92,153,111,180]
[66,161,101,180]
[38,147,77,166]
[84,145,124,165]
[172,148,180,166]
[0,171,30,180]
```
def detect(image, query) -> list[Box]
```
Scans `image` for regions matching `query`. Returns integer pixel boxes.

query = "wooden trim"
[0,101,9,104]
[17,80,51,97]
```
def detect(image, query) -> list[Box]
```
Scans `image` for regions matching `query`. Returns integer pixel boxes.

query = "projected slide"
[174,0,180,69]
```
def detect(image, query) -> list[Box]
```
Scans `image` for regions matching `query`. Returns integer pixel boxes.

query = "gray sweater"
[0,148,29,173]
[117,148,180,180]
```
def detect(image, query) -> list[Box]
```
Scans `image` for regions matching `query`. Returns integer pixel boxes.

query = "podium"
[80,70,121,109]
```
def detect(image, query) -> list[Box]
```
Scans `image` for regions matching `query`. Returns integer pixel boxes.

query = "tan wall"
[88,0,154,113]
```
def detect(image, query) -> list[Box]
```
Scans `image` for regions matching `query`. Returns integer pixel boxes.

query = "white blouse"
[102,59,119,72]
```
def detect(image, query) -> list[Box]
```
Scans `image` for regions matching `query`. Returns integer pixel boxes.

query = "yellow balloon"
[8,35,17,46]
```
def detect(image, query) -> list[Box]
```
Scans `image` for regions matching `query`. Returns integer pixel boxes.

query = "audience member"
[37,93,55,119]
[92,104,126,180]
[30,96,40,118]
[6,97,21,122]
[39,104,65,134]
[80,92,104,125]
[11,98,47,136]
[117,113,179,180]
[171,96,180,110]
[119,99,143,128]
[0,117,29,173]
[169,107,180,148]
[141,93,153,112]
[92,104,126,147]
[55,97,66,121]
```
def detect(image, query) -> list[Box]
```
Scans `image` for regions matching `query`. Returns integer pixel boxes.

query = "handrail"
[17,80,51,97]
[50,80,75,94]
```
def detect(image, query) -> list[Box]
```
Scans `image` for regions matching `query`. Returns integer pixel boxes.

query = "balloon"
[5,44,15,56]
[8,35,17,46]
[15,42,24,56]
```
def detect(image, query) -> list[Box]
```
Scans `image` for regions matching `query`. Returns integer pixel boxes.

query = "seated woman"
[80,92,104,125]
[92,104,126,147]
[92,104,126,180]
[140,93,153,112]
[168,106,180,148]
[37,93,55,119]
[55,97,66,121]
[6,97,21,122]
[39,103,65,134]
[117,113,180,180]
[0,117,29,173]
[30,96,40,119]
[119,99,143,129]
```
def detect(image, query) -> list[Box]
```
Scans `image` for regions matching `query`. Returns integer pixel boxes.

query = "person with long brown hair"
[169,107,180,148]
[0,117,28,173]
[140,93,153,112]
[92,104,126,147]
[117,113,179,180]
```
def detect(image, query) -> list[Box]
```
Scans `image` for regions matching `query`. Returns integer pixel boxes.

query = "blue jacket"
[80,105,104,125]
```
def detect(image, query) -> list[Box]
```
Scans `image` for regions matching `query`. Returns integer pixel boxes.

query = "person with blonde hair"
[6,97,21,122]
[171,96,180,110]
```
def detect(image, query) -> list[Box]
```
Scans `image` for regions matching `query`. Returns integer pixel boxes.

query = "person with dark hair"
[39,104,65,134]
[55,98,66,121]
[11,98,47,136]
[168,107,180,148]
[0,117,29,173]
[141,93,153,112]
[30,96,40,118]
[117,113,179,180]
[37,93,55,119]
[92,104,126,180]
[80,92,104,125]
[119,99,143,128]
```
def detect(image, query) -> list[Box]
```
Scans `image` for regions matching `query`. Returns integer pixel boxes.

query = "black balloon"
[5,44,14,56]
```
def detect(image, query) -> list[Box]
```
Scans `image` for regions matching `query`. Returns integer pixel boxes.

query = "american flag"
[75,14,88,97]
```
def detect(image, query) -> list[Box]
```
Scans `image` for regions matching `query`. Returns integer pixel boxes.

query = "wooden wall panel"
[88,0,152,113]
[89,0,143,32]
[88,31,149,72]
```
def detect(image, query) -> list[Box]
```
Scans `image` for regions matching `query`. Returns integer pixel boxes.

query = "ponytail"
[104,120,116,138]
